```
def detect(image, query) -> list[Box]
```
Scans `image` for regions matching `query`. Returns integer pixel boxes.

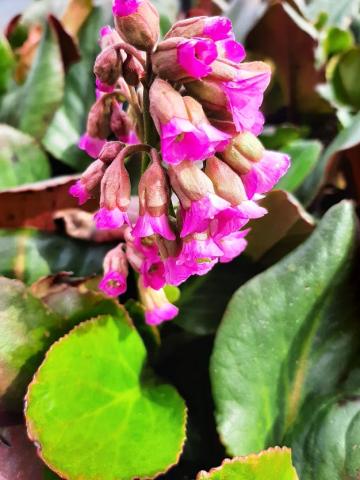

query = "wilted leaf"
[26,314,187,480]
[245,190,315,261]
[0,176,97,231]
[211,201,360,479]
[0,276,122,412]
[197,447,298,480]
[247,2,330,115]
[0,125,50,188]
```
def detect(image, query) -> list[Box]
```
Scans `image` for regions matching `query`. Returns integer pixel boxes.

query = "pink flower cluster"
[70,2,290,326]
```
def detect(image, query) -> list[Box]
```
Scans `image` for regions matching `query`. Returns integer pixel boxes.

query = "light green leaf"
[211,201,360,479]
[323,27,354,57]
[0,125,50,188]
[0,276,121,412]
[197,447,298,480]
[0,35,14,95]
[0,228,112,285]
[43,7,110,170]
[26,314,187,480]
[276,139,322,192]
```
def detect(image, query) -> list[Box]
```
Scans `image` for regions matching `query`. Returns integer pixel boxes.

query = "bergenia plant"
[70,0,290,326]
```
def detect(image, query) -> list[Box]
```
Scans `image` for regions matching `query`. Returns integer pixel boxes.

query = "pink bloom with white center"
[215,229,249,263]
[78,134,106,159]
[99,271,127,297]
[242,150,291,199]
[112,0,141,16]
[177,38,218,79]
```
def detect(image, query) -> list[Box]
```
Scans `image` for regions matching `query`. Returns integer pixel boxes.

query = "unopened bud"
[94,47,122,91]
[122,54,144,86]
[165,16,232,40]
[132,150,175,240]
[149,78,188,129]
[168,161,214,207]
[98,141,124,164]
[87,96,113,139]
[113,0,160,51]
[232,132,264,162]
[110,101,133,140]
[205,156,247,205]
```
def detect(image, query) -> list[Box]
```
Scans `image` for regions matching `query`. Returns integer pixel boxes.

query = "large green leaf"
[43,8,109,170]
[0,21,64,141]
[0,125,50,188]
[276,140,322,193]
[0,276,121,412]
[25,314,187,480]
[211,201,360,478]
[0,228,111,285]
[197,447,298,480]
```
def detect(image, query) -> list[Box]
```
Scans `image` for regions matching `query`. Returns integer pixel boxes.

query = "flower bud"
[122,54,144,86]
[86,96,113,139]
[94,47,122,92]
[205,156,247,205]
[94,152,131,229]
[113,0,160,51]
[98,141,124,164]
[132,150,175,240]
[69,159,106,205]
[99,244,128,297]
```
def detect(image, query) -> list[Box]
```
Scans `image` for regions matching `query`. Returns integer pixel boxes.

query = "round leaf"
[25,314,187,480]
[197,447,298,480]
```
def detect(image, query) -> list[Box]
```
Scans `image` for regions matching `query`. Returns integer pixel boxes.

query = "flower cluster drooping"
[70,1,290,326]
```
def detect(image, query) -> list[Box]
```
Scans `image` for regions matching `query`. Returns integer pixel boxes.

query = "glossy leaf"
[43,7,109,170]
[0,276,120,411]
[277,139,322,192]
[331,47,360,109]
[0,21,65,141]
[26,314,187,480]
[0,229,112,285]
[197,447,298,480]
[211,201,360,474]
[0,125,50,188]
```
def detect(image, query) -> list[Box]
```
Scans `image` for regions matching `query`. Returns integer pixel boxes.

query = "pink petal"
[95,78,115,93]
[177,38,218,79]
[218,39,246,63]
[69,181,90,205]
[145,303,179,325]
[203,17,233,41]
[181,193,230,237]
[164,257,194,286]
[112,0,141,16]
[242,151,291,199]
[99,271,127,297]
[132,213,175,240]
[94,208,130,229]
[216,229,250,263]
[141,259,166,290]
[78,134,106,159]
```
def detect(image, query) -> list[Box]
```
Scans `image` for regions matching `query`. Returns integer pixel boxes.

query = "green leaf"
[331,47,360,109]
[0,276,121,412]
[197,447,299,480]
[0,125,50,188]
[323,27,354,57]
[25,314,187,480]
[0,35,14,95]
[43,8,109,170]
[210,201,360,474]
[276,139,322,193]
[0,228,112,285]
[0,21,64,141]
[302,111,360,204]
